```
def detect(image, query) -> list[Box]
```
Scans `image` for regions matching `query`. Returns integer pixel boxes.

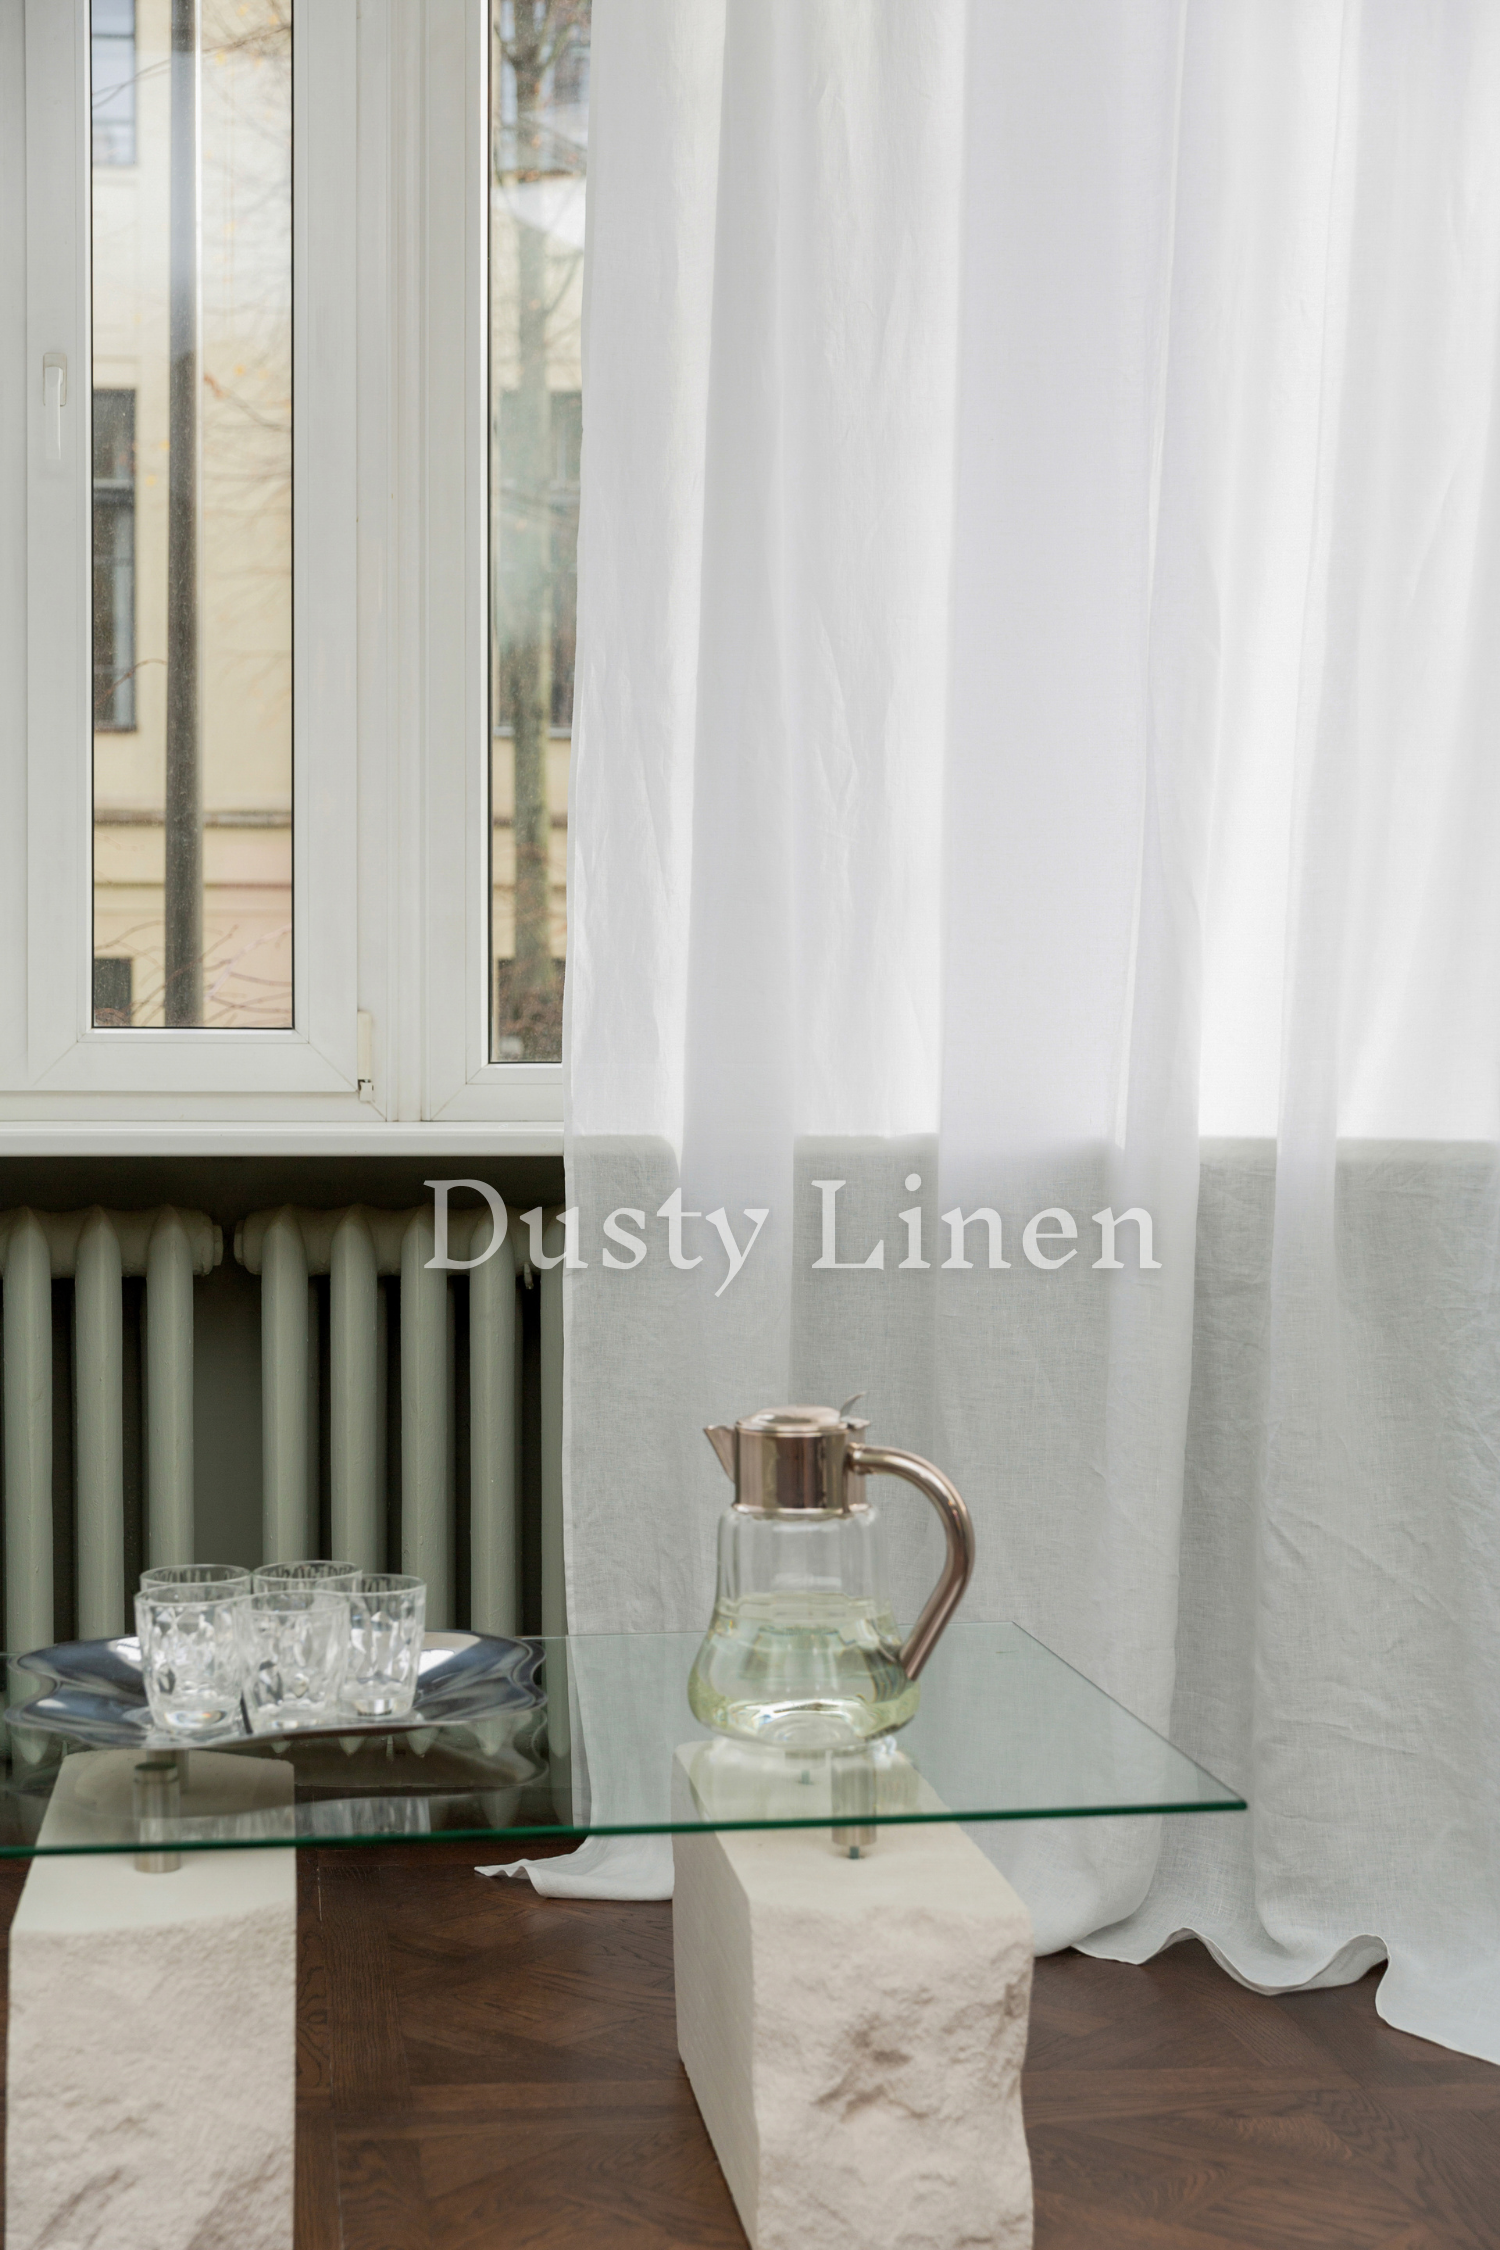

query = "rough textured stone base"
[672,1751,1033,2250]
[6,1749,296,2250]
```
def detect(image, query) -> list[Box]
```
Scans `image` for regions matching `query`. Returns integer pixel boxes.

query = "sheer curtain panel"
[566,0,1500,2061]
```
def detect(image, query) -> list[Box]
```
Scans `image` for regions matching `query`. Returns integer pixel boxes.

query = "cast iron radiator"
[0,1206,220,1656]
[0,1204,561,1655]
[234,1206,562,1635]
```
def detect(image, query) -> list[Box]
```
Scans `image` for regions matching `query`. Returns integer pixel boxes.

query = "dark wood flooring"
[1022,1938,1500,2249]
[1,1842,1497,2247]
[295,1839,742,2249]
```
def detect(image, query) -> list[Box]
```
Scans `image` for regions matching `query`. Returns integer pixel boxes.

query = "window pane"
[93,390,136,732]
[91,0,293,1029]
[92,0,137,168]
[490,1,589,1064]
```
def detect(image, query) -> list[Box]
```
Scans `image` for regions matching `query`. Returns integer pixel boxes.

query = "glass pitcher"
[686,1404,976,1749]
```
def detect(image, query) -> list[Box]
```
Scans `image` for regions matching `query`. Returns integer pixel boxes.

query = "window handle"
[43,352,67,467]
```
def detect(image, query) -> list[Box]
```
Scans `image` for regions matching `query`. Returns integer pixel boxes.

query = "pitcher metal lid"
[704,1401,869,1515]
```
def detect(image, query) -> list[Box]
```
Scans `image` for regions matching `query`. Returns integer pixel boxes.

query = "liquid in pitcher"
[687,1590,919,1748]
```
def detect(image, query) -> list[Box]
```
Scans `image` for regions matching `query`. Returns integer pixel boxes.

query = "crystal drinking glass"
[140,1563,253,1598]
[344,1574,427,1718]
[253,1560,361,1593]
[134,1590,247,1740]
[238,1591,350,1733]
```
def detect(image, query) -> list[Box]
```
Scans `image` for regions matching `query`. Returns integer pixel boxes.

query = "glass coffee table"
[1,1621,1241,1851]
[0,1625,1243,2250]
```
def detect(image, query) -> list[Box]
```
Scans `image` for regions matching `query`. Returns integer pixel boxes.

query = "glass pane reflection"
[91,0,293,1028]
[489,1,589,1062]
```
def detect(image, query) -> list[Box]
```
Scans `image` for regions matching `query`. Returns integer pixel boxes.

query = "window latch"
[357,1009,376,1103]
[42,353,67,467]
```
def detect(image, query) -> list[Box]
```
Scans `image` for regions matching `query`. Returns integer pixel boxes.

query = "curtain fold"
[567,0,1500,2061]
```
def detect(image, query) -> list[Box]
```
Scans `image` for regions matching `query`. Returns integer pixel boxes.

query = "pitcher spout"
[704,1424,738,1480]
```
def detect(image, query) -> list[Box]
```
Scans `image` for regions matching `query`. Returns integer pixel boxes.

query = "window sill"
[0,1117,563,1157]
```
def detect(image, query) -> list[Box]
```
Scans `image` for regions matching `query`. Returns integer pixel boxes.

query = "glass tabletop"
[0,1624,1243,1857]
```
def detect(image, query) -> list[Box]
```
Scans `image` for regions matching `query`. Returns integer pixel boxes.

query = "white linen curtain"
[564,0,1500,2062]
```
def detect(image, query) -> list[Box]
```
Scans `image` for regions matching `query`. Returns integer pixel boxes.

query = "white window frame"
[0,0,564,1142]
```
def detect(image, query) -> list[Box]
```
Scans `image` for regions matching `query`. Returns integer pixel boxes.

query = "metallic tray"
[6,1631,545,1751]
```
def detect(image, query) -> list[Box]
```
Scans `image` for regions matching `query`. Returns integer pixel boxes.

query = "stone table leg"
[6,1748,296,2250]
[673,1803,1033,2250]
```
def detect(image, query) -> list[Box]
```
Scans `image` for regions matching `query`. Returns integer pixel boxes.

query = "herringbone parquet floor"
[292,1839,1500,2249]
[3,1839,1496,2246]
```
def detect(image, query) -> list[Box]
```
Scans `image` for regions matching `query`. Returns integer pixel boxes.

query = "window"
[9,5,560,1135]
[91,0,136,168]
[489,1,590,1064]
[92,388,135,732]
[91,0,293,1030]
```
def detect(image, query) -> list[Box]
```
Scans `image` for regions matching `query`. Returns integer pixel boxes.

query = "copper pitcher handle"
[845,1444,975,1680]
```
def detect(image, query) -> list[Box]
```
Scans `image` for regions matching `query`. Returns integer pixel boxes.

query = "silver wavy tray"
[6,1631,545,1750]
